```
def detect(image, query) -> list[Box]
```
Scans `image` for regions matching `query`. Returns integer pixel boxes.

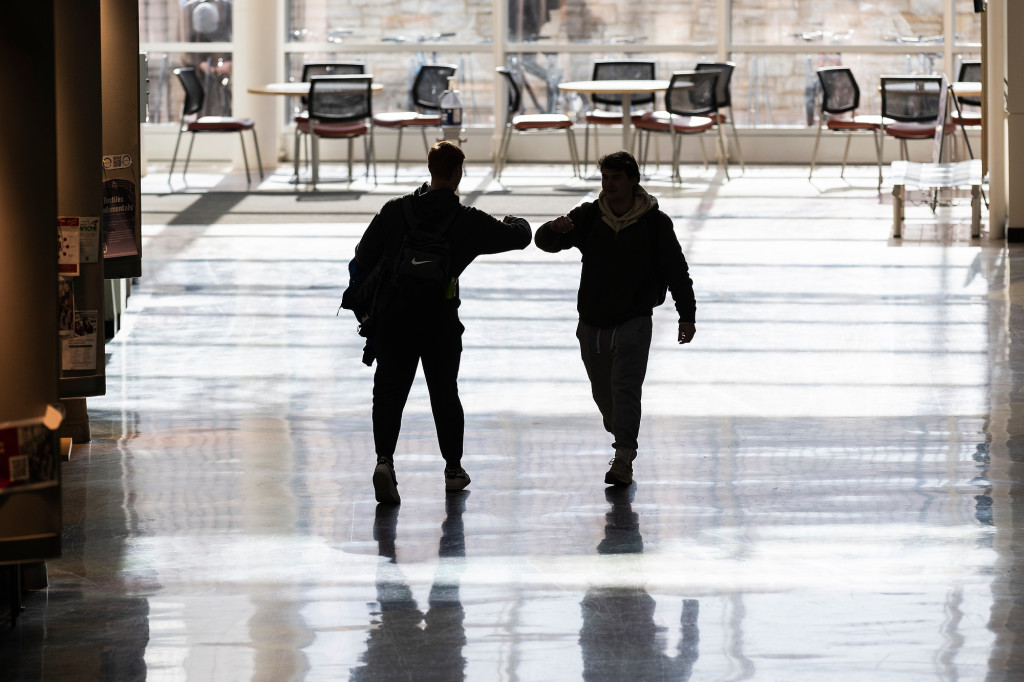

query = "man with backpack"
[347,141,531,505]
[534,151,696,487]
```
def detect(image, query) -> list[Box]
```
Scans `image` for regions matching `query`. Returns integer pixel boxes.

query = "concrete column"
[1005,0,1024,240]
[232,0,280,170]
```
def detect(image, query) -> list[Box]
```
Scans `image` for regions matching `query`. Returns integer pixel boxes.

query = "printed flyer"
[57,217,81,277]
[79,216,100,263]
[61,310,98,371]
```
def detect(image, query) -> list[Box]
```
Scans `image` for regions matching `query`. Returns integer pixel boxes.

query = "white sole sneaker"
[444,467,471,492]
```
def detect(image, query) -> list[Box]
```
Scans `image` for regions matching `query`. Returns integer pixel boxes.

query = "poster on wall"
[102,178,138,258]
[58,278,74,336]
[61,310,98,372]
[79,216,100,263]
[57,217,81,277]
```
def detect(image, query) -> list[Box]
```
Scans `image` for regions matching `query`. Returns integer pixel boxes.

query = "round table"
[248,82,384,96]
[558,80,669,150]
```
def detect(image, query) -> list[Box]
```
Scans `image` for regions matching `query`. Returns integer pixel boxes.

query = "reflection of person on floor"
[535,151,697,487]
[350,496,469,682]
[581,486,700,681]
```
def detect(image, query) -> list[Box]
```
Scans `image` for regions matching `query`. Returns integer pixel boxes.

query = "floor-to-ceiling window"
[139,0,981,131]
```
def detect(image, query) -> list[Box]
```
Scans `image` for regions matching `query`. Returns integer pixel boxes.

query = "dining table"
[557,79,669,151]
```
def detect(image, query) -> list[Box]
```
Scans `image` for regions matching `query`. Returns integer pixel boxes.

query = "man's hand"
[678,322,696,345]
[548,215,575,234]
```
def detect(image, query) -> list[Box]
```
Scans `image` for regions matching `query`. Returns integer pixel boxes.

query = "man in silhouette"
[535,151,696,486]
[348,142,531,504]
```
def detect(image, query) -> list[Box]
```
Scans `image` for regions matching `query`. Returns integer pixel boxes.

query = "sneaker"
[444,466,471,492]
[604,450,637,486]
[373,459,401,505]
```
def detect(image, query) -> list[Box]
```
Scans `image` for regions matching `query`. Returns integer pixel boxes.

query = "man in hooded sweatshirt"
[534,151,696,486]
[349,141,532,505]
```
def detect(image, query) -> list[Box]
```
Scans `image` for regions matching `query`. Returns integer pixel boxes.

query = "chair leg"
[347,138,354,182]
[169,125,185,185]
[726,108,745,171]
[183,132,197,181]
[900,139,908,160]
[671,131,682,183]
[873,129,883,190]
[237,130,252,186]
[311,133,320,191]
[840,134,852,179]
[294,129,302,181]
[716,125,731,180]
[495,125,512,180]
[251,128,263,180]
[393,127,405,180]
[638,130,649,172]
[808,124,824,180]
[566,128,580,178]
[583,122,591,177]
[367,131,377,186]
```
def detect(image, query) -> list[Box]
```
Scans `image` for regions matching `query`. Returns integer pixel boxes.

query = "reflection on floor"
[4,162,1022,681]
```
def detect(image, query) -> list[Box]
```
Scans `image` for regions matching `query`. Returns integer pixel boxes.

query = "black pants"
[372,317,465,467]
[577,315,652,452]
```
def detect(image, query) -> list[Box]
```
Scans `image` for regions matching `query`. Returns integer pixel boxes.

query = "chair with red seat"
[300,74,376,190]
[372,64,456,179]
[582,60,657,175]
[809,66,889,187]
[951,60,982,158]
[494,67,580,180]
[634,70,726,182]
[170,66,263,186]
[952,60,982,127]
[880,74,955,163]
[294,62,366,179]
[695,61,744,171]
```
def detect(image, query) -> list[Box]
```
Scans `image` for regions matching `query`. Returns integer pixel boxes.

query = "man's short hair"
[427,141,465,179]
[598,151,641,181]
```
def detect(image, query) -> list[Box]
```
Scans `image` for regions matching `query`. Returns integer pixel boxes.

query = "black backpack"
[391,195,460,302]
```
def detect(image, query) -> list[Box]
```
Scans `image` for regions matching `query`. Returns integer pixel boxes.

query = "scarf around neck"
[597,186,658,232]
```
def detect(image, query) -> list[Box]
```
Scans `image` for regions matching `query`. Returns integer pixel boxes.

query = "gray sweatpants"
[576,315,653,452]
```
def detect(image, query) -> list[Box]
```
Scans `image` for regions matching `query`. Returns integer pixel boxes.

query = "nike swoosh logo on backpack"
[411,258,433,265]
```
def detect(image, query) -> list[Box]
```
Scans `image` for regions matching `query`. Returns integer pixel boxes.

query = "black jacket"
[535,198,696,327]
[353,183,532,322]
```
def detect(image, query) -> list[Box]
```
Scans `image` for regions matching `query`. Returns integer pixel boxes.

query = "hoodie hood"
[412,182,461,224]
[597,186,659,233]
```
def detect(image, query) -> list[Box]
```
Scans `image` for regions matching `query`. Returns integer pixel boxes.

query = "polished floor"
[3,160,1022,681]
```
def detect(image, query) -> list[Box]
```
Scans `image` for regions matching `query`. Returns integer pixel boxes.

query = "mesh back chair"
[880,75,953,163]
[695,61,744,170]
[953,60,982,125]
[583,60,657,174]
[809,67,889,187]
[295,62,366,178]
[634,70,726,182]
[494,67,579,180]
[372,64,457,179]
[299,75,376,189]
[170,66,263,187]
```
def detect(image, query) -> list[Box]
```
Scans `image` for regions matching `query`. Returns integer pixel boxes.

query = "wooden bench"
[890,159,983,238]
